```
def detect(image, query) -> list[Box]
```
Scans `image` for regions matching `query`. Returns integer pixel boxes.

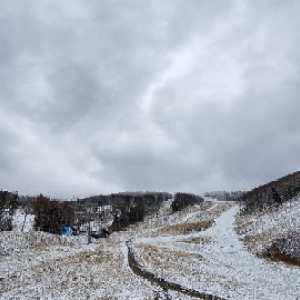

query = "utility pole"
[88,201,91,244]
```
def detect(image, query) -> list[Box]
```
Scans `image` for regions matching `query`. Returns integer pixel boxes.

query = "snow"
[0,233,155,299]
[237,197,300,254]
[253,199,300,236]
[129,204,300,300]
[1,200,300,299]
[197,206,300,299]
[11,209,34,232]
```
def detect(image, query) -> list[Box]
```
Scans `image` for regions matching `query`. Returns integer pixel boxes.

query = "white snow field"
[1,200,300,299]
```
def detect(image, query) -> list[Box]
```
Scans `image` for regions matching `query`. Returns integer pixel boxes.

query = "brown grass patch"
[260,246,300,267]
[67,249,113,264]
[258,232,300,268]
[138,243,205,266]
[242,230,275,251]
[234,217,256,235]
[158,220,214,235]
[180,236,213,244]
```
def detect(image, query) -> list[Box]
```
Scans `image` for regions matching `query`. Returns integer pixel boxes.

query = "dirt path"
[126,241,227,300]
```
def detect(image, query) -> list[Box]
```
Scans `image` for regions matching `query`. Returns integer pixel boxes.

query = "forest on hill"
[1,190,205,235]
[240,171,300,213]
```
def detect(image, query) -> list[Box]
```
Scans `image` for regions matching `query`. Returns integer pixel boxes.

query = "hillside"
[0,194,300,299]
[236,197,300,267]
[236,171,300,265]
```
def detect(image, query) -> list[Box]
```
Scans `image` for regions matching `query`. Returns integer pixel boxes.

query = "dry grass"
[180,236,213,244]
[30,248,111,275]
[234,216,256,235]
[235,210,278,257]
[260,245,300,267]
[132,242,241,292]
[68,249,112,264]
[234,206,300,269]
[137,243,205,268]
[241,230,275,255]
[208,201,236,216]
[0,240,154,298]
[158,220,214,235]
[120,201,234,239]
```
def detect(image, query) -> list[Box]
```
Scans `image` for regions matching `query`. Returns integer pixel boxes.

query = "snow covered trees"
[171,193,204,212]
[30,195,75,233]
[0,190,19,231]
[75,192,171,232]
[241,171,300,213]
[204,191,246,201]
[262,231,300,265]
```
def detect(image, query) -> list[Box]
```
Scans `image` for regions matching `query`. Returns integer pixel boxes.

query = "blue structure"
[60,225,73,236]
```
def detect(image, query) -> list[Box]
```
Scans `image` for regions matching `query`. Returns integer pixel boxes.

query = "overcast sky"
[1,0,300,198]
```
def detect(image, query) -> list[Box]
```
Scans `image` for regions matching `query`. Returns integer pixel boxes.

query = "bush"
[0,190,19,231]
[171,193,204,213]
[262,231,300,266]
[241,171,300,214]
[30,194,75,233]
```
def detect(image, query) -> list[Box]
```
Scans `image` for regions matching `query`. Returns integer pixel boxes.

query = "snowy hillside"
[236,196,300,260]
[129,203,300,300]
[1,199,300,299]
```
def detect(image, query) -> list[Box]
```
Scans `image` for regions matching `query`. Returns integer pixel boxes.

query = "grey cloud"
[0,0,300,197]
[0,127,18,174]
[146,0,300,192]
[43,63,101,130]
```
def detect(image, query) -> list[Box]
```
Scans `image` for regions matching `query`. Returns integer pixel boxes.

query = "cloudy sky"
[0,0,300,198]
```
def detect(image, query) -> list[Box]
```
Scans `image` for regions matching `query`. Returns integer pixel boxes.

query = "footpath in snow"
[132,204,300,300]
[188,205,300,299]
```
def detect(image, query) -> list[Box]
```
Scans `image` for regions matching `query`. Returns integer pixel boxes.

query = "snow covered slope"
[1,200,300,299]
[236,197,300,255]
[130,203,300,300]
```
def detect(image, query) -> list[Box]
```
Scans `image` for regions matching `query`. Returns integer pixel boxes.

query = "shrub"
[30,194,75,233]
[262,231,300,266]
[0,190,19,231]
[171,193,204,213]
[241,171,300,214]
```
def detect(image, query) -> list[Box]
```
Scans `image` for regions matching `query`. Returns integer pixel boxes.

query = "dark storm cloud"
[0,0,299,197]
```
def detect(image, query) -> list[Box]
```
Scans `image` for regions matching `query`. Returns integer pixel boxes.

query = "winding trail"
[126,242,228,300]
[191,205,300,299]
[126,203,300,299]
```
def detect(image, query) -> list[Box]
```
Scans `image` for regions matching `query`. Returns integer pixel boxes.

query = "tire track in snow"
[126,241,227,300]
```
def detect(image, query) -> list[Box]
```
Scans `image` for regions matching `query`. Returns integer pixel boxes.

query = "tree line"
[241,171,300,213]
[0,190,19,231]
[77,191,172,231]
[171,192,204,212]
[203,191,247,202]
[1,191,173,234]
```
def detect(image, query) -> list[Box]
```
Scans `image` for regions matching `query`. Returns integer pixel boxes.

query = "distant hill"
[241,171,300,213]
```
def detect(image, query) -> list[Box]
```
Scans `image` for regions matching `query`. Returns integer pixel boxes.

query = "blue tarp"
[60,225,73,236]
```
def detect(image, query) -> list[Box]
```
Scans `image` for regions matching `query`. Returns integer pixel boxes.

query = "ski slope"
[130,203,300,299]
[1,200,300,299]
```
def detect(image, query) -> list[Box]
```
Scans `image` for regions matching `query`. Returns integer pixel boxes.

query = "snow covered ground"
[0,233,156,299]
[11,209,35,232]
[130,203,300,300]
[236,197,300,254]
[1,200,300,299]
